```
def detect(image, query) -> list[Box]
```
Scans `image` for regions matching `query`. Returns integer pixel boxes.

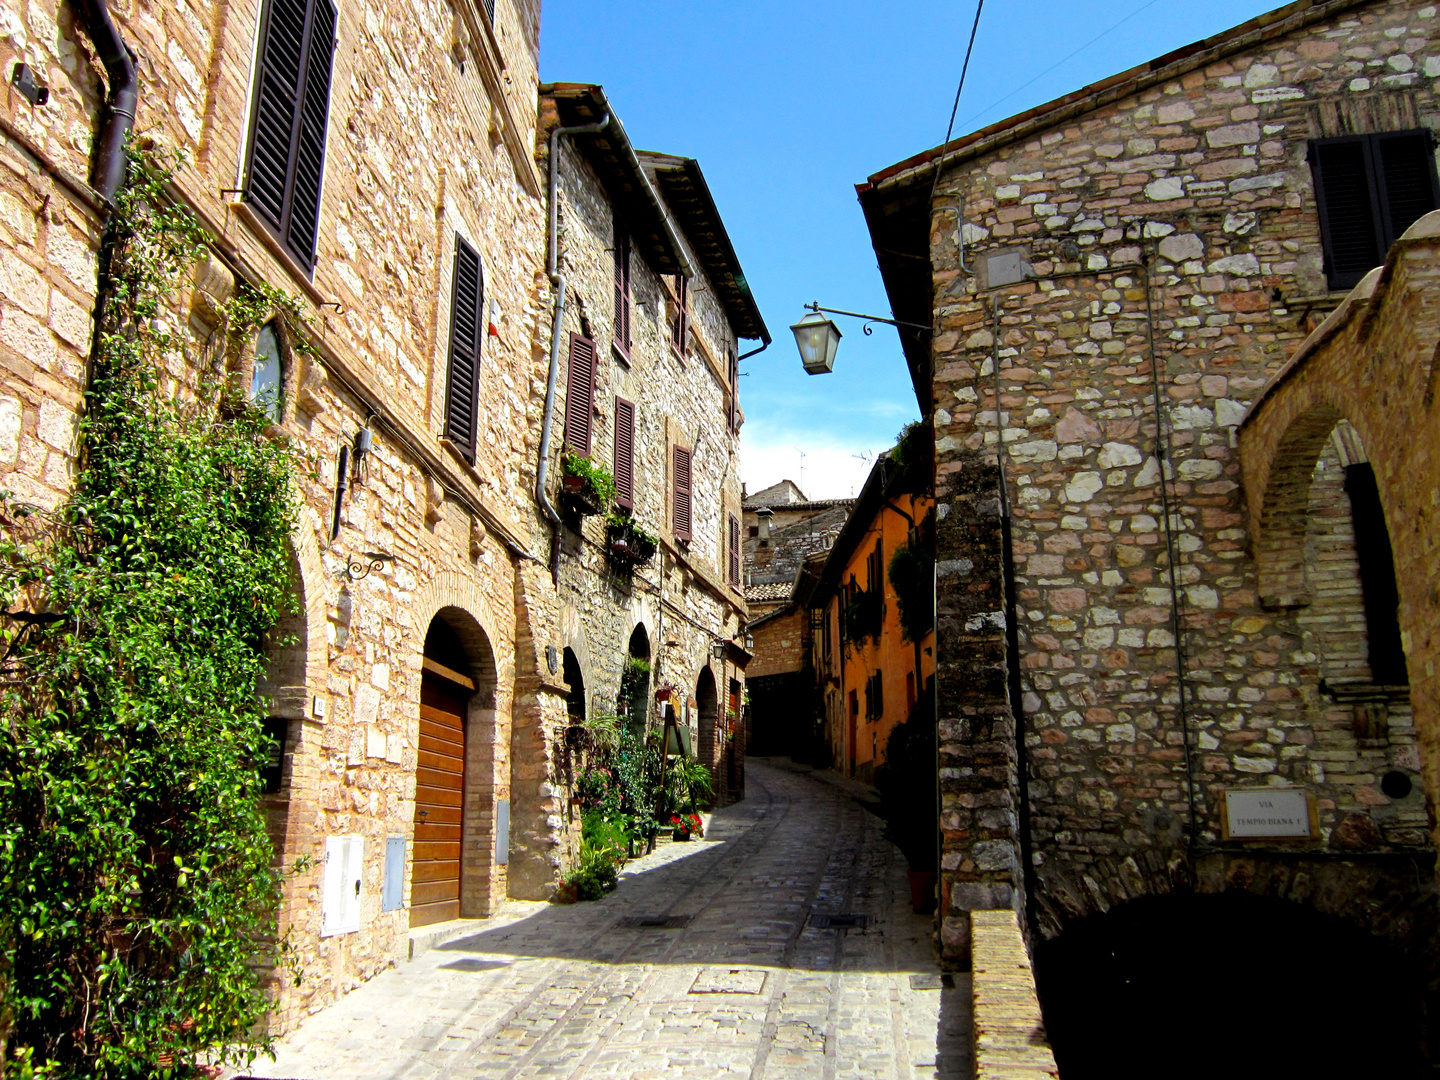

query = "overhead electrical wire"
[954,0,1167,135]
[928,0,986,207]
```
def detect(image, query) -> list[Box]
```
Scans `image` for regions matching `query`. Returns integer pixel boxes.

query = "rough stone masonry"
[859,0,1440,994]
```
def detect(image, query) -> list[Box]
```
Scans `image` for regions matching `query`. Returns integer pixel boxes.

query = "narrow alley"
[242,762,968,1080]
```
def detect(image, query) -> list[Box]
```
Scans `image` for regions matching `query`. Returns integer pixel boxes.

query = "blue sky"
[539,0,1282,498]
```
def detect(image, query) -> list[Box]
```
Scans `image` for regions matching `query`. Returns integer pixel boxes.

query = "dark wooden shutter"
[1376,131,1440,245]
[728,513,740,585]
[613,226,631,357]
[613,397,635,511]
[564,333,596,456]
[1312,139,1383,291]
[480,0,496,22]
[444,236,483,461]
[727,348,739,433]
[671,277,689,354]
[244,0,335,268]
[672,445,692,542]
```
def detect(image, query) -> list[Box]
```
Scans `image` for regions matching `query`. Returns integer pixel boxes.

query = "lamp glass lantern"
[711,639,727,661]
[790,311,842,375]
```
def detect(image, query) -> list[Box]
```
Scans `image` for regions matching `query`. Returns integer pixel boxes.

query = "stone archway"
[563,647,586,723]
[696,665,719,782]
[621,623,652,731]
[412,607,500,927]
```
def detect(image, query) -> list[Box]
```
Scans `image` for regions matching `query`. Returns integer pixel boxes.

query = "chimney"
[757,507,773,545]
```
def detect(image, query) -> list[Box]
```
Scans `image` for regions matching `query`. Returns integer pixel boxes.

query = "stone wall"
[864,0,1440,969]
[537,97,750,830]
[0,0,563,1034]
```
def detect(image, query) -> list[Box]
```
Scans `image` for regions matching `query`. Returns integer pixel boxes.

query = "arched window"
[251,320,284,422]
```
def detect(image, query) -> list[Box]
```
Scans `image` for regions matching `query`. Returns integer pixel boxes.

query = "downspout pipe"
[74,0,138,204]
[538,113,610,583]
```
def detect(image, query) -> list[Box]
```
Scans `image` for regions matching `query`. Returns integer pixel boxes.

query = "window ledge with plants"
[560,449,616,517]
[605,512,658,566]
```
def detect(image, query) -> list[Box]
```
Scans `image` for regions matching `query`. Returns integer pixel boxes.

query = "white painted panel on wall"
[322,834,364,935]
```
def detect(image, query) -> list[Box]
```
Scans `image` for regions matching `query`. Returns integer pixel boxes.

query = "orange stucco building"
[810,451,934,783]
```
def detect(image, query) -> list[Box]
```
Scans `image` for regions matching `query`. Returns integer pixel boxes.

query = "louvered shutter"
[613,227,631,356]
[728,513,740,585]
[480,0,496,22]
[727,349,738,434]
[444,236,483,461]
[672,445,692,543]
[564,333,596,457]
[1377,131,1440,247]
[286,0,335,264]
[614,397,635,511]
[244,0,335,269]
[1312,139,1383,292]
[671,277,689,354]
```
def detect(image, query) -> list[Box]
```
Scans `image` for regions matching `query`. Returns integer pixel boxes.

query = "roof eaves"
[540,83,695,279]
[639,152,771,343]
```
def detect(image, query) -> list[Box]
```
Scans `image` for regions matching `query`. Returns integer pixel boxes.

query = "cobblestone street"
[241,760,969,1080]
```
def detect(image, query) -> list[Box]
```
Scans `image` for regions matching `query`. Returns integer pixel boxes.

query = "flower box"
[606,519,657,565]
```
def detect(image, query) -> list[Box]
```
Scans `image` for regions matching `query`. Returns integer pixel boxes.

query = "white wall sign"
[1222,788,1314,840]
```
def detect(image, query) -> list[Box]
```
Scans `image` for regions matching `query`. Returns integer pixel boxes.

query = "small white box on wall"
[322,835,364,936]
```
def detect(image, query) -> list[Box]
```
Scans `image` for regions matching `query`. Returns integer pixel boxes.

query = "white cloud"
[740,427,887,500]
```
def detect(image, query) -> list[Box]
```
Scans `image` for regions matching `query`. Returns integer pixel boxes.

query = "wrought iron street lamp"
[790,302,930,375]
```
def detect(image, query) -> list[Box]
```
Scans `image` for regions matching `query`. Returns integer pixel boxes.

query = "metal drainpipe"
[537,113,610,583]
[74,0,138,205]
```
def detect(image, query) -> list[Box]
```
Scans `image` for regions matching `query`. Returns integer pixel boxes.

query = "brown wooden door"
[412,672,468,927]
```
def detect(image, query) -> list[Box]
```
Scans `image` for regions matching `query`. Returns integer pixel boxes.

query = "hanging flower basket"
[561,451,615,517]
[606,518,657,565]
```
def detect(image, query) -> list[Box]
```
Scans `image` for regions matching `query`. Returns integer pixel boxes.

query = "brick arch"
[1031,854,1439,964]
[410,571,514,918]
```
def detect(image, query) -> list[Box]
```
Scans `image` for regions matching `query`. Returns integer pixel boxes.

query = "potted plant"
[561,450,617,517]
[605,512,658,565]
[669,813,703,841]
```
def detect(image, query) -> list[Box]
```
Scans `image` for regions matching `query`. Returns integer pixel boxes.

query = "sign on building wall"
[1221,788,1316,840]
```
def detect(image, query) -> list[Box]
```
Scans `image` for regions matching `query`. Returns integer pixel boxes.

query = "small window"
[1309,130,1440,291]
[259,716,289,794]
[251,320,284,421]
[670,276,689,356]
[613,224,632,359]
[748,525,759,538]
[672,445,692,543]
[444,235,485,461]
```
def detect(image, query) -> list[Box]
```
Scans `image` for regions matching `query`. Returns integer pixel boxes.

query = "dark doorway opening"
[1035,892,1425,1079]
[563,647,585,722]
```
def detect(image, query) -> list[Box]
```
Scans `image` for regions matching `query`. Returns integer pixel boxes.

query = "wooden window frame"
[670,275,690,359]
[443,234,485,462]
[242,0,338,271]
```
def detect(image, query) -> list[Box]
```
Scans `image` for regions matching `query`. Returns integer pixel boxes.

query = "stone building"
[740,481,851,757]
[0,0,765,1040]
[859,0,1440,1068]
[807,451,934,785]
[535,83,764,812]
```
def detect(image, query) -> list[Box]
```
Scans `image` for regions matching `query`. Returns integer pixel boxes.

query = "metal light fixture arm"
[804,302,931,337]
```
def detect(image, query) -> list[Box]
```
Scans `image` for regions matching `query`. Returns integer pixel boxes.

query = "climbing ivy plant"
[0,148,303,1077]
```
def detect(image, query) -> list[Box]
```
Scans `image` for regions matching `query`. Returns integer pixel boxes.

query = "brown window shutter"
[244,0,336,268]
[728,513,740,585]
[444,235,484,461]
[672,445,692,542]
[563,332,596,457]
[671,276,689,354]
[613,226,631,356]
[727,348,738,433]
[614,397,635,511]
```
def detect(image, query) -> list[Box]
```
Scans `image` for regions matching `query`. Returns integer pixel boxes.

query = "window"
[748,524,759,538]
[614,397,635,511]
[670,276,689,356]
[613,224,632,359]
[672,445,692,543]
[251,320,284,421]
[444,236,484,461]
[864,670,884,720]
[563,332,597,456]
[728,513,741,586]
[259,717,289,794]
[726,347,739,434]
[244,0,337,269]
[480,0,496,23]
[1309,130,1440,291]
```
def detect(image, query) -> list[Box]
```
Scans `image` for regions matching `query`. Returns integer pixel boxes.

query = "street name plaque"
[1221,788,1315,840]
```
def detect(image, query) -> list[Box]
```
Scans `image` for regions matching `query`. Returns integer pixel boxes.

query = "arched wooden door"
[412,666,470,927]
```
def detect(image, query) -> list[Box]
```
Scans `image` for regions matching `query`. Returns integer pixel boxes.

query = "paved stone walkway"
[241,760,971,1080]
